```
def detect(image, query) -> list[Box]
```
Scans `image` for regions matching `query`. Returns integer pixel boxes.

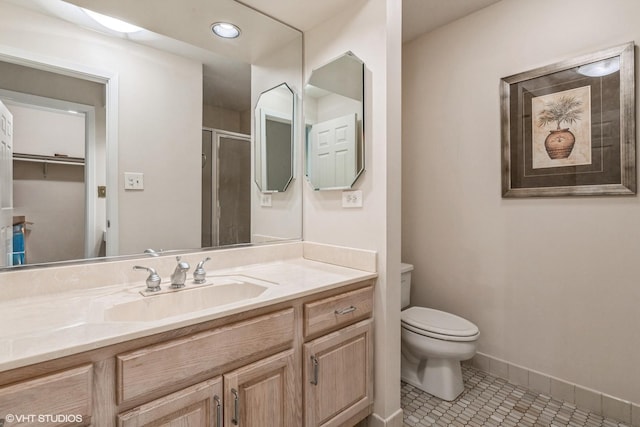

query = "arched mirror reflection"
[254,83,294,193]
[304,51,364,190]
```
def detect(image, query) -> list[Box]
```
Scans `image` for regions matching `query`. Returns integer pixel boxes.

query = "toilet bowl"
[400,263,480,401]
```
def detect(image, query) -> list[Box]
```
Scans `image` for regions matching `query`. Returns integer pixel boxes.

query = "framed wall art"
[500,42,635,197]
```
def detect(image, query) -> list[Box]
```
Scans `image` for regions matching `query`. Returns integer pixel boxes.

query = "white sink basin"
[104,278,271,322]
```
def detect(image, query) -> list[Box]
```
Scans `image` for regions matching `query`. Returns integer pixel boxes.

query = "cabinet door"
[117,377,223,427]
[0,364,92,427]
[304,319,373,427]
[223,349,297,427]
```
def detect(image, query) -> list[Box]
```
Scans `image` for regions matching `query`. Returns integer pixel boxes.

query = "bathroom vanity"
[0,243,376,427]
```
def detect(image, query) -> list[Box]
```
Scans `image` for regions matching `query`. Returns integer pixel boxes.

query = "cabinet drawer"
[117,308,294,404]
[117,377,222,427]
[304,286,373,337]
[0,364,93,426]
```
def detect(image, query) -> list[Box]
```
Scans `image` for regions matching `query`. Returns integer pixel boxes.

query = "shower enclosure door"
[202,129,251,247]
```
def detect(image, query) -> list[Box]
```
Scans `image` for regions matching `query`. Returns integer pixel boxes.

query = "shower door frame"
[202,128,251,247]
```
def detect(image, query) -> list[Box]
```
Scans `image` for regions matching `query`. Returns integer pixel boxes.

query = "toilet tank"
[401,263,414,309]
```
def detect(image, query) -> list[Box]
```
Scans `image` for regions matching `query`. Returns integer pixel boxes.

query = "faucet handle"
[170,257,190,289]
[133,265,162,292]
[175,256,190,270]
[193,257,211,284]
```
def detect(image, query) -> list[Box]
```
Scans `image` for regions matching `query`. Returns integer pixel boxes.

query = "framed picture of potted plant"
[500,42,635,197]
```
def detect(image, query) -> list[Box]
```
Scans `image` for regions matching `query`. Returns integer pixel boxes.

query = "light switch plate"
[124,172,144,190]
[342,190,363,208]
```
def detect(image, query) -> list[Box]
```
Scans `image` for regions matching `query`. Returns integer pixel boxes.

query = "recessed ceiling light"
[211,22,241,39]
[83,8,144,34]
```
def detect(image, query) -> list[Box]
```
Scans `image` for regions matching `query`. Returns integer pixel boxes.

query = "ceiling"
[240,0,502,43]
[401,0,501,43]
[5,0,501,112]
[5,0,301,112]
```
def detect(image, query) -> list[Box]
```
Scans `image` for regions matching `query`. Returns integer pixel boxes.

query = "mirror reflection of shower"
[202,129,251,247]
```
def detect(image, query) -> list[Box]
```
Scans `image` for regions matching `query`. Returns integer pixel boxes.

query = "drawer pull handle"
[214,395,222,427]
[311,355,319,385]
[231,388,239,425]
[335,305,357,315]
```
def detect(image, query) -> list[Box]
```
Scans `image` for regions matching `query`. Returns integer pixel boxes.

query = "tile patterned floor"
[402,365,630,427]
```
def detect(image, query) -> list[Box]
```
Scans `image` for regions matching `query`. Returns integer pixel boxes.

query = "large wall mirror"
[0,0,302,269]
[254,83,295,193]
[304,52,364,190]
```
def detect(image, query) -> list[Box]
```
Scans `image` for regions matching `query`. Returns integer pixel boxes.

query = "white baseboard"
[367,408,404,427]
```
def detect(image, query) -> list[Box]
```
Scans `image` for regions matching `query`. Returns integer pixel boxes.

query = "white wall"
[251,36,303,243]
[304,0,403,424]
[9,105,85,157]
[403,0,640,404]
[0,2,202,256]
[307,93,362,124]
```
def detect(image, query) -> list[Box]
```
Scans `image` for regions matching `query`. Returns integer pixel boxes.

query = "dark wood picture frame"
[500,42,635,197]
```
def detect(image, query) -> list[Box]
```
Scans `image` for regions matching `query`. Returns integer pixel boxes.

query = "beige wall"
[14,164,85,264]
[203,104,250,134]
[304,0,403,424]
[403,0,640,404]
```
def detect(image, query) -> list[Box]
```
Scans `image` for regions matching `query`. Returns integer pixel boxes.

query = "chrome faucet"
[144,248,162,257]
[170,256,190,289]
[193,257,211,284]
[133,265,162,292]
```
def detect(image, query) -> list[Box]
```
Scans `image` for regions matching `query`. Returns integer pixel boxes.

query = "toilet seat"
[401,307,479,342]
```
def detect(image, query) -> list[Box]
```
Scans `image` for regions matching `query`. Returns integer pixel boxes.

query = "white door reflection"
[309,113,356,189]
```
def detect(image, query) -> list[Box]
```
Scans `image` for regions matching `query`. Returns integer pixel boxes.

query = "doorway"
[0,56,115,266]
[1,95,100,264]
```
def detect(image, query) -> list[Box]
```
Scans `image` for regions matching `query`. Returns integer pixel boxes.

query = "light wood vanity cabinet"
[116,309,296,427]
[117,378,223,426]
[223,349,296,426]
[0,279,375,427]
[0,364,93,426]
[303,286,374,427]
[117,349,297,427]
[116,309,294,405]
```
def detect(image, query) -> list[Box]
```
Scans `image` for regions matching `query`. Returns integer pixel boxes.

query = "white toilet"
[400,263,480,401]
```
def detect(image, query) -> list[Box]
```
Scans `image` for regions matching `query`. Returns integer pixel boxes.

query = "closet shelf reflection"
[13,153,85,166]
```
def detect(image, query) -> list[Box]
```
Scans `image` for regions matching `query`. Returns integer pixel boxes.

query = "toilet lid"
[401,307,479,338]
